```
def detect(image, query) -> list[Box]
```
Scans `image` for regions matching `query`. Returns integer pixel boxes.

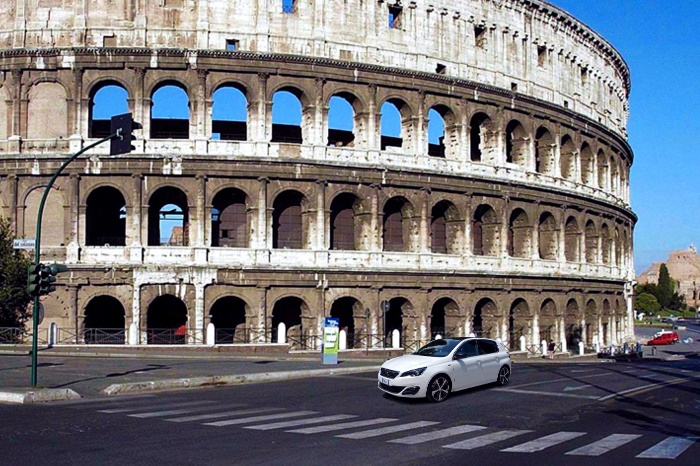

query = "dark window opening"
[330,194,357,251]
[511,82,518,92]
[282,0,296,14]
[210,297,247,344]
[148,187,189,246]
[147,295,188,344]
[474,25,487,48]
[271,297,303,344]
[537,45,547,67]
[226,39,239,51]
[212,188,247,247]
[86,187,126,246]
[389,6,403,29]
[436,63,446,74]
[84,296,126,344]
[273,191,303,249]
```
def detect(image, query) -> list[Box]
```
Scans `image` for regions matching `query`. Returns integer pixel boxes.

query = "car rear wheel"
[497,366,510,386]
[426,375,451,403]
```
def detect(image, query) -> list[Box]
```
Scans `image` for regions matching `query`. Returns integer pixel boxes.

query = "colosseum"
[0,0,636,353]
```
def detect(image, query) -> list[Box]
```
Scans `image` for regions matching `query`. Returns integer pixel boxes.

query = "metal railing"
[146,328,204,345]
[83,328,126,345]
[0,327,28,344]
[215,327,268,344]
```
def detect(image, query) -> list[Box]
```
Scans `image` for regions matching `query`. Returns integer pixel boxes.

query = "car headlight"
[400,367,427,377]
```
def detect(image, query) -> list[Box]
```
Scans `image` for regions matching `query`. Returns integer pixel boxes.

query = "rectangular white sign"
[13,239,35,249]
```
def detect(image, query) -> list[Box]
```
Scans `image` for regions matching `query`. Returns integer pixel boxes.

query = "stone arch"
[83,295,126,344]
[27,81,68,139]
[380,97,415,152]
[23,185,65,247]
[580,143,594,186]
[146,294,188,344]
[384,297,412,347]
[473,298,499,338]
[85,186,126,246]
[150,80,190,139]
[601,223,612,265]
[430,199,461,254]
[564,216,581,262]
[535,126,556,175]
[211,82,248,141]
[430,297,460,338]
[560,135,577,181]
[330,192,362,251]
[330,296,363,348]
[538,211,558,260]
[508,298,531,350]
[272,189,309,249]
[565,298,582,348]
[472,203,499,256]
[597,149,609,190]
[147,186,189,246]
[470,112,496,163]
[271,296,307,345]
[585,299,599,345]
[271,86,312,144]
[382,196,418,252]
[88,80,129,138]
[538,298,558,343]
[585,220,598,263]
[212,187,249,247]
[505,119,529,170]
[508,208,531,258]
[0,84,9,140]
[327,92,359,147]
[429,104,459,159]
[209,295,248,343]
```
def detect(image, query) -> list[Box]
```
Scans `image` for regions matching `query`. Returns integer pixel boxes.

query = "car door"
[476,339,502,384]
[450,339,484,390]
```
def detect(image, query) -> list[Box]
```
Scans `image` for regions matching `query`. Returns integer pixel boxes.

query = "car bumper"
[377,374,428,398]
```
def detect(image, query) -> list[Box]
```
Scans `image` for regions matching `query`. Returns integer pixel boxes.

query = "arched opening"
[212,188,248,247]
[431,297,459,338]
[272,190,305,249]
[601,224,612,265]
[535,127,555,174]
[212,84,248,141]
[472,204,499,256]
[509,298,530,350]
[507,208,530,258]
[538,212,558,260]
[585,299,598,345]
[429,105,459,159]
[147,295,188,344]
[473,298,498,338]
[565,299,581,349]
[210,296,248,343]
[585,220,598,263]
[83,295,126,344]
[580,143,594,186]
[148,187,189,246]
[327,94,356,147]
[614,227,622,267]
[430,201,448,254]
[597,150,609,190]
[564,217,581,262]
[271,296,304,344]
[560,135,576,180]
[272,89,303,143]
[85,186,126,246]
[151,82,190,139]
[330,297,359,348]
[330,193,360,251]
[381,98,413,151]
[539,299,557,343]
[384,297,408,347]
[610,156,620,196]
[89,82,129,138]
[505,120,529,170]
[428,108,445,158]
[470,113,494,162]
[383,197,415,252]
[27,82,67,139]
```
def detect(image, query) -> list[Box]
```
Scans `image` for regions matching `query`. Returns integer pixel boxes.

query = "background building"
[637,246,700,310]
[0,0,636,351]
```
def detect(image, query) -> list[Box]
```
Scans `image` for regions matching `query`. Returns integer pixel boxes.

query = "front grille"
[380,368,399,379]
[378,382,403,394]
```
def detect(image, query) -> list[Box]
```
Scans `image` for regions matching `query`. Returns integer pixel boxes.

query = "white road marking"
[337,421,439,439]
[563,385,592,392]
[204,411,317,427]
[128,404,245,418]
[494,388,599,399]
[443,430,532,450]
[165,407,283,423]
[506,372,614,389]
[598,375,700,401]
[288,418,396,434]
[636,436,698,459]
[501,431,586,453]
[566,434,641,456]
[388,425,487,444]
[244,414,357,430]
[98,400,216,414]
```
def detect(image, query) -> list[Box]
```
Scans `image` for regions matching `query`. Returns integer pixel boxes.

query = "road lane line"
[443,430,532,450]
[389,425,487,444]
[288,418,396,434]
[506,372,614,389]
[165,407,283,423]
[98,400,216,414]
[337,421,439,439]
[636,436,698,459]
[501,431,586,453]
[204,411,317,427]
[494,388,599,399]
[128,404,245,418]
[565,434,641,456]
[598,375,700,401]
[244,414,357,430]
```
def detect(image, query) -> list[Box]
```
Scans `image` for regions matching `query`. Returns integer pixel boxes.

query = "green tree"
[657,263,673,309]
[0,218,32,327]
[635,292,660,315]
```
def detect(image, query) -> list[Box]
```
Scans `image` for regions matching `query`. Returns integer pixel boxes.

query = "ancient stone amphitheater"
[0,0,636,353]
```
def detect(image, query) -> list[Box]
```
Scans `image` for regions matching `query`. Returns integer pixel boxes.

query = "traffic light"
[27,263,42,297]
[38,264,55,295]
[109,112,142,155]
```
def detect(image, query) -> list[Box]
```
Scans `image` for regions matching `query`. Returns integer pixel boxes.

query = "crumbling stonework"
[0,0,636,350]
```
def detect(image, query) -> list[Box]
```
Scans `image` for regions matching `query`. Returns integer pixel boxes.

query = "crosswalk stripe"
[566,434,641,456]
[636,436,698,459]
[336,421,439,439]
[59,395,157,407]
[443,430,532,450]
[244,415,358,430]
[388,424,487,445]
[204,411,318,427]
[128,404,245,419]
[501,431,586,453]
[288,418,397,435]
[165,407,282,423]
[98,400,216,414]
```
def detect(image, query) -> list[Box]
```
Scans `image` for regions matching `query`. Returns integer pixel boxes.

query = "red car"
[647,331,680,346]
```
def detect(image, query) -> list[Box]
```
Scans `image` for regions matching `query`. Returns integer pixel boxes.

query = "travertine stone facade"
[0,0,636,350]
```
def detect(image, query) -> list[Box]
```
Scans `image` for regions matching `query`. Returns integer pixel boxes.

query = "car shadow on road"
[50,364,170,389]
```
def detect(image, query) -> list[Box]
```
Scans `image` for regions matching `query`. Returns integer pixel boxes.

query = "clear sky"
[549,0,700,274]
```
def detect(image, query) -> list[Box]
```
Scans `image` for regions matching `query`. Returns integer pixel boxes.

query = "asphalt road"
[1,360,699,466]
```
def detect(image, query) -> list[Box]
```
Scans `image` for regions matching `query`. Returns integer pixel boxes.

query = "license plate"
[381,377,390,385]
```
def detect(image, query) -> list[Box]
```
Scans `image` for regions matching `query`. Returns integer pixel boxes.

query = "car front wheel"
[426,375,451,403]
[497,365,510,386]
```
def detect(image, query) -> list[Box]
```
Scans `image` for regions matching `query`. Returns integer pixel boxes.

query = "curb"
[0,388,81,404]
[103,365,380,396]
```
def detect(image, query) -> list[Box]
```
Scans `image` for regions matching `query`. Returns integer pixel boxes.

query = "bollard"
[277,322,287,344]
[541,339,548,357]
[578,341,584,356]
[520,335,526,352]
[206,322,215,346]
[339,329,347,350]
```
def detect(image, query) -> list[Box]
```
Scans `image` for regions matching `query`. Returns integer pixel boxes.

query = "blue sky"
[550,0,700,273]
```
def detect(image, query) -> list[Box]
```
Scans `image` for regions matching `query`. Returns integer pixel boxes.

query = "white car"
[378,337,511,402]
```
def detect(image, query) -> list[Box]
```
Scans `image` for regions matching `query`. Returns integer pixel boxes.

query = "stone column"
[367,84,379,150]
[66,174,81,263]
[419,188,430,252]
[315,180,327,250]
[370,184,380,251]
[257,177,269,249]
[129,173,144,263]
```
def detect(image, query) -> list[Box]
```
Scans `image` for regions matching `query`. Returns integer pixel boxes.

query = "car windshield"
[413,339,461,357]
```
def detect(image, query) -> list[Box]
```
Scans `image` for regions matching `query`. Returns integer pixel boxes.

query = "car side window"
[477,339,498,355]
[456,340,479,358]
